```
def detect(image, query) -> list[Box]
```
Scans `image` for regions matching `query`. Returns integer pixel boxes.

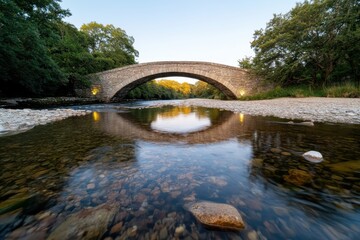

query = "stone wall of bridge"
[78,61,264,101]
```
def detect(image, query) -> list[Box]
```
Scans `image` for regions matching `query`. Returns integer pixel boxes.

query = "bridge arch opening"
[111,72,237,101]
[86,61,261,102]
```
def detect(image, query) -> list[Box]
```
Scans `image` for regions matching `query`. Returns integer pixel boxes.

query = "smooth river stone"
[302,151,323,163]
[283,169,313,186]
[328,160,360,172]
[47,203,118,240]
[185,201,245,231]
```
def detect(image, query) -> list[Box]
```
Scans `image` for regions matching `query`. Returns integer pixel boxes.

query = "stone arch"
[88,61,260,102]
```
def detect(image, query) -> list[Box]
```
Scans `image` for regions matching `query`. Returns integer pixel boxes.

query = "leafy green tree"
[0,0,68,96]
[241,0,360,87]
[128,80,180,100]
[0,0,139,97]
[238,56,253,69]
[80,22,139,70]
[328,0,360,86]
[192,81,226,99]
[49,22,98,93]
[157,79,192,97]
[125,79,226,100]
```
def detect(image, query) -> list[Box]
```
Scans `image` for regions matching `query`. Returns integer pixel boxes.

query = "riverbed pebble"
[175,224,185,235]
[302,151,324,163]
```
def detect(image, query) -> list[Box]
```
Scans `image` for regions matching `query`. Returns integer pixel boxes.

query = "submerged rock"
[328,160,360,172]
[174,224,185,235]
[185,201,245,231]
[0,209,22,233]
[47,203,118,240]
[283,169,313,186]
[251,158,263,168]
[206,176,228,187]
[0,193,35,215]
[302,151,323,163]
[270,148,282,154]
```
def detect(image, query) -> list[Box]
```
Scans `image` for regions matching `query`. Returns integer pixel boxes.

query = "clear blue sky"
[60,0,300,66]
[60,0,299,83]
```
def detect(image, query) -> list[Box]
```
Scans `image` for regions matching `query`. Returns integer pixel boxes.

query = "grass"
[239,82,360,100]
[324,82,360,98]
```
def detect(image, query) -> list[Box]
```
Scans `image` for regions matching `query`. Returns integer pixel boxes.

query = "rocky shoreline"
[1,97,359,136]
[0,108,91,136]
[0,97,99,109]
[150,98,360,124]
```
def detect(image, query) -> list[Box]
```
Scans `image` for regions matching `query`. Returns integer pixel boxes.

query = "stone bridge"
[81,61,262,101]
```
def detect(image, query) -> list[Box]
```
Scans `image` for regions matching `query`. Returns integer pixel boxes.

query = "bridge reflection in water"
[92,106,252,144]
[1,105,359,239]
[91,106,360,211]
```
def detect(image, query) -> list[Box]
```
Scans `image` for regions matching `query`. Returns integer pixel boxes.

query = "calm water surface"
[0,103,360,239]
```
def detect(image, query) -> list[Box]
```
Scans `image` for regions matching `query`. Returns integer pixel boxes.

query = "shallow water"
[1,103,360,239]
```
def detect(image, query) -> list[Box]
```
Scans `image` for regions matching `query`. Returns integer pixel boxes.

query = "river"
[0,101,360,239]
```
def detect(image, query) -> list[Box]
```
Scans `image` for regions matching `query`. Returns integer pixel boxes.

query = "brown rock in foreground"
[47,203,119,240]
[283,169,313,186]
[185,201,245,231]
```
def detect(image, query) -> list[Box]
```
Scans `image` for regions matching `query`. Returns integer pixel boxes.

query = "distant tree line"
[0,0,138,97]
[239,0,360,88]
[125,79,226,100]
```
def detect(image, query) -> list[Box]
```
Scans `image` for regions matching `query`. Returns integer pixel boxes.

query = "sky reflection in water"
[150,112,211,133]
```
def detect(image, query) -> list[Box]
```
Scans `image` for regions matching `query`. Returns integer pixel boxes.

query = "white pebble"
[303,151,323,163]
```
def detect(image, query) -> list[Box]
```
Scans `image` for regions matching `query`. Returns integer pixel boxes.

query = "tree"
[0,1,140,97]
[125,79,226,100]
[0,0,68,96]
[328,0,360,86]
[241,0,360,87]
[80,22,139,70]
[192,81,226,99]
[49,22,98,94]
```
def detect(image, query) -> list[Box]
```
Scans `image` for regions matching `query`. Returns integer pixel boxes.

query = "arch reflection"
[93,106,248,144]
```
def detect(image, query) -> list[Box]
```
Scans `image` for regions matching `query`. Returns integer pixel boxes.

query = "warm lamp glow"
[91,86,100,96]
[239,90,246,96]
[239,113,244,123]
[92,112,100,122]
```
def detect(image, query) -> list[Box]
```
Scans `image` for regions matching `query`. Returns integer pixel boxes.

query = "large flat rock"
[185,201,245,231]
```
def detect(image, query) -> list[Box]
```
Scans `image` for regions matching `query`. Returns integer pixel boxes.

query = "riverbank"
[0,97,99,109]
[1,97,359,136]
[150,98,360,124]
[0,108,91,136]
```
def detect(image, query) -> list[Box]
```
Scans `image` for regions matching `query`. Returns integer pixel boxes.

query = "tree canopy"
[80,22,138,69]
[239,0,360,87]
[0,0,68,96]
[125,79,226,100]
[0,0,139,97]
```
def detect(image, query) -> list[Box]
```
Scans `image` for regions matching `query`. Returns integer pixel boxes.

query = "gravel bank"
[0,108,91,136]
[0,97,359,136]
[152,98,360,124]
